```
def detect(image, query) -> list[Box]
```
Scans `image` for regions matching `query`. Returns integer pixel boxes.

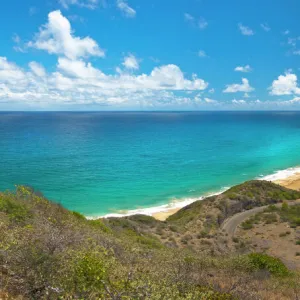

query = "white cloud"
[289,97,300,103]
[198,50,208,58]
[234,65,252,73]
[204,97,217,103]
[59,0,98,9]
[117,0,136,18]
[260,23,270,32]
[12,34,21,44]
[223,78,254,93]
[293,50,300,55]
[238,23,254,36]
[184,13,194,22]
[28,10,105,60]
[0,56,209,108]
[209,88,215,93]
[184,13,208,30]
[269,72,300,95]
[122,54,139,70]
[29,62,46,77]
[198,18,208,30]
[12,34,26,53]
[57,57,103,78]
[283,30,290,35]
[232,99,246,104]
[0,57,26,83]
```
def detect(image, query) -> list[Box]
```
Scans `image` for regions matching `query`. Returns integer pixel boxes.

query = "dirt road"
[221,200,300,238]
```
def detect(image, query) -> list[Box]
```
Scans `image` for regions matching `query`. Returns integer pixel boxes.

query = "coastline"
[153,167,300,221]
[94,166,300,221]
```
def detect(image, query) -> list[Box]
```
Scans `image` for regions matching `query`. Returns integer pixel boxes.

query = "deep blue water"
[1,111,300,216]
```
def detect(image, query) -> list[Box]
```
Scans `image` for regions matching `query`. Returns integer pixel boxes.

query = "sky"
[0,0,300,110]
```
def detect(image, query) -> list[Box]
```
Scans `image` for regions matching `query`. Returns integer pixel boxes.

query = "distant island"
[1,179,300,299]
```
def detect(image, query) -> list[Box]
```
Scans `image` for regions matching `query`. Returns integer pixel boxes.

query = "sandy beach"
[275,172,300,191]
[152,171,300,221]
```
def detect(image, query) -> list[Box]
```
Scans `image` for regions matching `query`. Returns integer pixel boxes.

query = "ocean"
[1,111,300,217]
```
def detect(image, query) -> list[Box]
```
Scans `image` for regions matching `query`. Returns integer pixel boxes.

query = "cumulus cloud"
[238,23,254,36]
[117,0,136,18]
[0,56,209,108]
[122,54,139,70]
[28,10,105,60]
[204,97,217,103]
[269,72,300,95]
[232,99,246,104]
[223,78,254,93]
[29,62,46,77]
[0,57,26,83]
[234,65,252,73]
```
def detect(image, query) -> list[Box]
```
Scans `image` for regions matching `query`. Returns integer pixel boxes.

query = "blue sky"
[0,0,300,110]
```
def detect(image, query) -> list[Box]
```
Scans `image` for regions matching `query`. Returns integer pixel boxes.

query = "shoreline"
[90,166,300,221]
[152,168,300,221]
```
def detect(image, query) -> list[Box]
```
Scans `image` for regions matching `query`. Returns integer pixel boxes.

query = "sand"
[275,172,300,191]
[152,208,180,221]
[151,172,300,221]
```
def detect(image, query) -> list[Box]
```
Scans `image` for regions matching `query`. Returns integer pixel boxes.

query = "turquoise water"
[1,111,300,216]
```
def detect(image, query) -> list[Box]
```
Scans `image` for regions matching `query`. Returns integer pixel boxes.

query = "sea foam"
[87,165,300,220]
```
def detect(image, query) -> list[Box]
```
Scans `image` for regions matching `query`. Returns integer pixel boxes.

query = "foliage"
[247,253,290,277]
[0,183,299,299]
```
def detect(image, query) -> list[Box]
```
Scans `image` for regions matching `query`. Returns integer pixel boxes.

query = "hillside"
[1,181,300,299]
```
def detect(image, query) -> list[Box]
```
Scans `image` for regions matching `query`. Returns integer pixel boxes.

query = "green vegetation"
[168,180,300,228]
[280,203,300,227]
[241,220,253,230]
[247,253,290,277]
[240,201,300,233]
[1,181,300,299]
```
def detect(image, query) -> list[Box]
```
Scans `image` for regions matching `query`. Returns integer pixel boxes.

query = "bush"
[241,220,253,230]
[0,194,30,222]
[247,253,290,277]
[281,201,289,211]
[72,211,86,220]
[263,213,277,224]
[89,219,112,233]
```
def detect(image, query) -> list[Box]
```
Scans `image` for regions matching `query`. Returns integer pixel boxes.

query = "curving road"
[221,200,300,238]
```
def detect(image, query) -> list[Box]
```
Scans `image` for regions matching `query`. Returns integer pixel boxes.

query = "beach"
[275,172,300,191]
[152,169,300,221]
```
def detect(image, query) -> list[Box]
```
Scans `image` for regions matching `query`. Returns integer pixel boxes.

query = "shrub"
[241,220,253,230]
[0,194,30,222]
[247,253,290,277]
[281,201,289,211]
[72,211,86,220]
[89,219,112,233]
[263,213,277,224]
